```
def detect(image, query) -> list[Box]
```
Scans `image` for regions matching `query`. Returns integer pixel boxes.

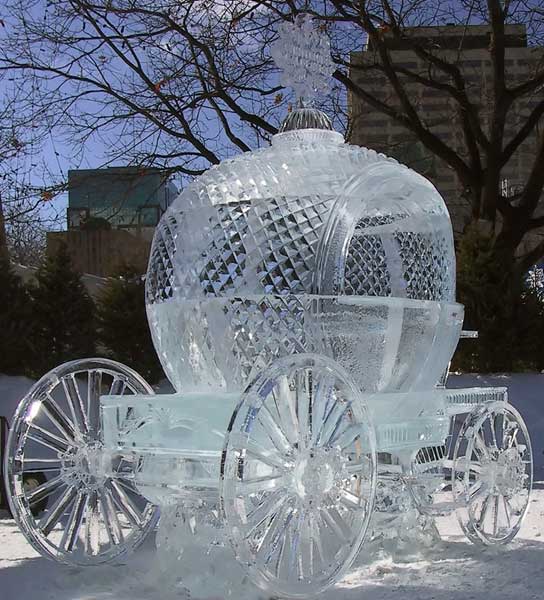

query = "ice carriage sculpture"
[4,14,533,599]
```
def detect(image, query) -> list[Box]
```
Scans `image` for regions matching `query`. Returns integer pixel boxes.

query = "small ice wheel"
[4,358,160,564]
[221,354,377,598]
[452,401,532,545]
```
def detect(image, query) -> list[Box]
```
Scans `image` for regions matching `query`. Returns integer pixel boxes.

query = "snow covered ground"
[0,372,543,599]
[0,493,543,600]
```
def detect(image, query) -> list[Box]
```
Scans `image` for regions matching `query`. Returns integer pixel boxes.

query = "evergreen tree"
[29,242,95,376]
[96,265,163,384]
[453,229,544,373]
[0,257,34,375]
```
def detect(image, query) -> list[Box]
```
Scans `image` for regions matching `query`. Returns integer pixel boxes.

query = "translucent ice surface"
[146,128,457,394]
[147,295,463,395]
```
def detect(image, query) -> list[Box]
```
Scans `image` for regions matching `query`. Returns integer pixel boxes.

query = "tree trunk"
[0,194,9,262]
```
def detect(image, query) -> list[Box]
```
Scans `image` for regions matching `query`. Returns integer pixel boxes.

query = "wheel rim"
[5,358,160,565]
[452,402,532,545]
[221,354,377,598]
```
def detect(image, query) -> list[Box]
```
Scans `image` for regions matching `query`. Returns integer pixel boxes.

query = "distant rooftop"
[368,23,527,52]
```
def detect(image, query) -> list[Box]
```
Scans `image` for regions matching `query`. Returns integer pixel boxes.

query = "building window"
[67,207,89,229]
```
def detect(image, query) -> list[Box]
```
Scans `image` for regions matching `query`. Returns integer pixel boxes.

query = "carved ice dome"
[146,125,458,393]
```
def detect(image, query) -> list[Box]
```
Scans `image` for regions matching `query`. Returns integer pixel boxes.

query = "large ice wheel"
[4,358,160,564]
[452,401,532,545]
[220,354,377,598]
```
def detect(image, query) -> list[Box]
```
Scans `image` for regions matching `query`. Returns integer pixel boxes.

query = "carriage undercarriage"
[4,356,533,598]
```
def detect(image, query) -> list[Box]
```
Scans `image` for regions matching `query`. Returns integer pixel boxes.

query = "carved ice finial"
[270,13,335,105]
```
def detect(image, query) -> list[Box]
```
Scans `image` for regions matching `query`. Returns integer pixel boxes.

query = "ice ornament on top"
[270,13,335,102]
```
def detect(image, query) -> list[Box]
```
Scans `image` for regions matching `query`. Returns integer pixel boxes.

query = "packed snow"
[0,372,543,600]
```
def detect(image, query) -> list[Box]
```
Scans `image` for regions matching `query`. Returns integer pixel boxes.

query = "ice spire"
[271,14,336,132]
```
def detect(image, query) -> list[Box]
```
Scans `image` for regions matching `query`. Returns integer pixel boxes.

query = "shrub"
[452,229,544,372]
[0,257,34,374]
[28,242,95,376]
[96,265,163,384]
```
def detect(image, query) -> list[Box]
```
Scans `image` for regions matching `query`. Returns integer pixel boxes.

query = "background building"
[48,167,177,277]
[67,166,176,231]
[350,24,544,239]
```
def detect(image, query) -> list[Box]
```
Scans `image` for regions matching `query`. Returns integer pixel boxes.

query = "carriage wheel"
[220,354,377,598]
[452,402,532,545]
[4,358,160,565]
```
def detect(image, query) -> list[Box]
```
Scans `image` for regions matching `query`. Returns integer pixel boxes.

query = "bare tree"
[0,71,61,261]
[1,0,543,277]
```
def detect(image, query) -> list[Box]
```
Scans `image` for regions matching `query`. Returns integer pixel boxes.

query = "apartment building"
[350,24,544,238]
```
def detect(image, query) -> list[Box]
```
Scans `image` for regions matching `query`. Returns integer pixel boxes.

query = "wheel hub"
[291,447,346,506]
[481,448,527,497]
[60,442,108,490]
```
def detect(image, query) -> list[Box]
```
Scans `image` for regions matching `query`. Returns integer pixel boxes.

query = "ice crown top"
[270,13,335,105]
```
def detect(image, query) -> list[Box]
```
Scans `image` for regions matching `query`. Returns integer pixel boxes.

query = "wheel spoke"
[493,495,500,537]
[315,400,344,447]
[287,511,303,580]
[60,491,87,552]
[20,457,62,475]
[329,422,361,451]
[22,467,62,474]
[300,511,314,579]
[84,490,101,556]
[503,495,512,530]
[489,416,499,452]
[477,495,492,528]
[309,510,325,568]
[258,405,292,455]
[311,376,335,445]
[43,394,77,442]
[243,491,285,540]
[239,474,288,496]
[109,377,126,396]
[295,369,311,449]
[320,507,352,544]
[40,485,77,536]
[259,504,294,566]
[325,405,353,449]
[468,479,483,501]
[109,479,143,528]
[101,489,124,545]
[87,370,102,438]
[469,461,483,474]
[22,457,62,466]
[27,424,72,454]
[26,474,65,505]
[62,374,89,434]
[245,441,289,470]
[272,517,289,578]
[273,380,298,447]
[495,413,505,450]
[474,432,491,460]
[507,424,520,449]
